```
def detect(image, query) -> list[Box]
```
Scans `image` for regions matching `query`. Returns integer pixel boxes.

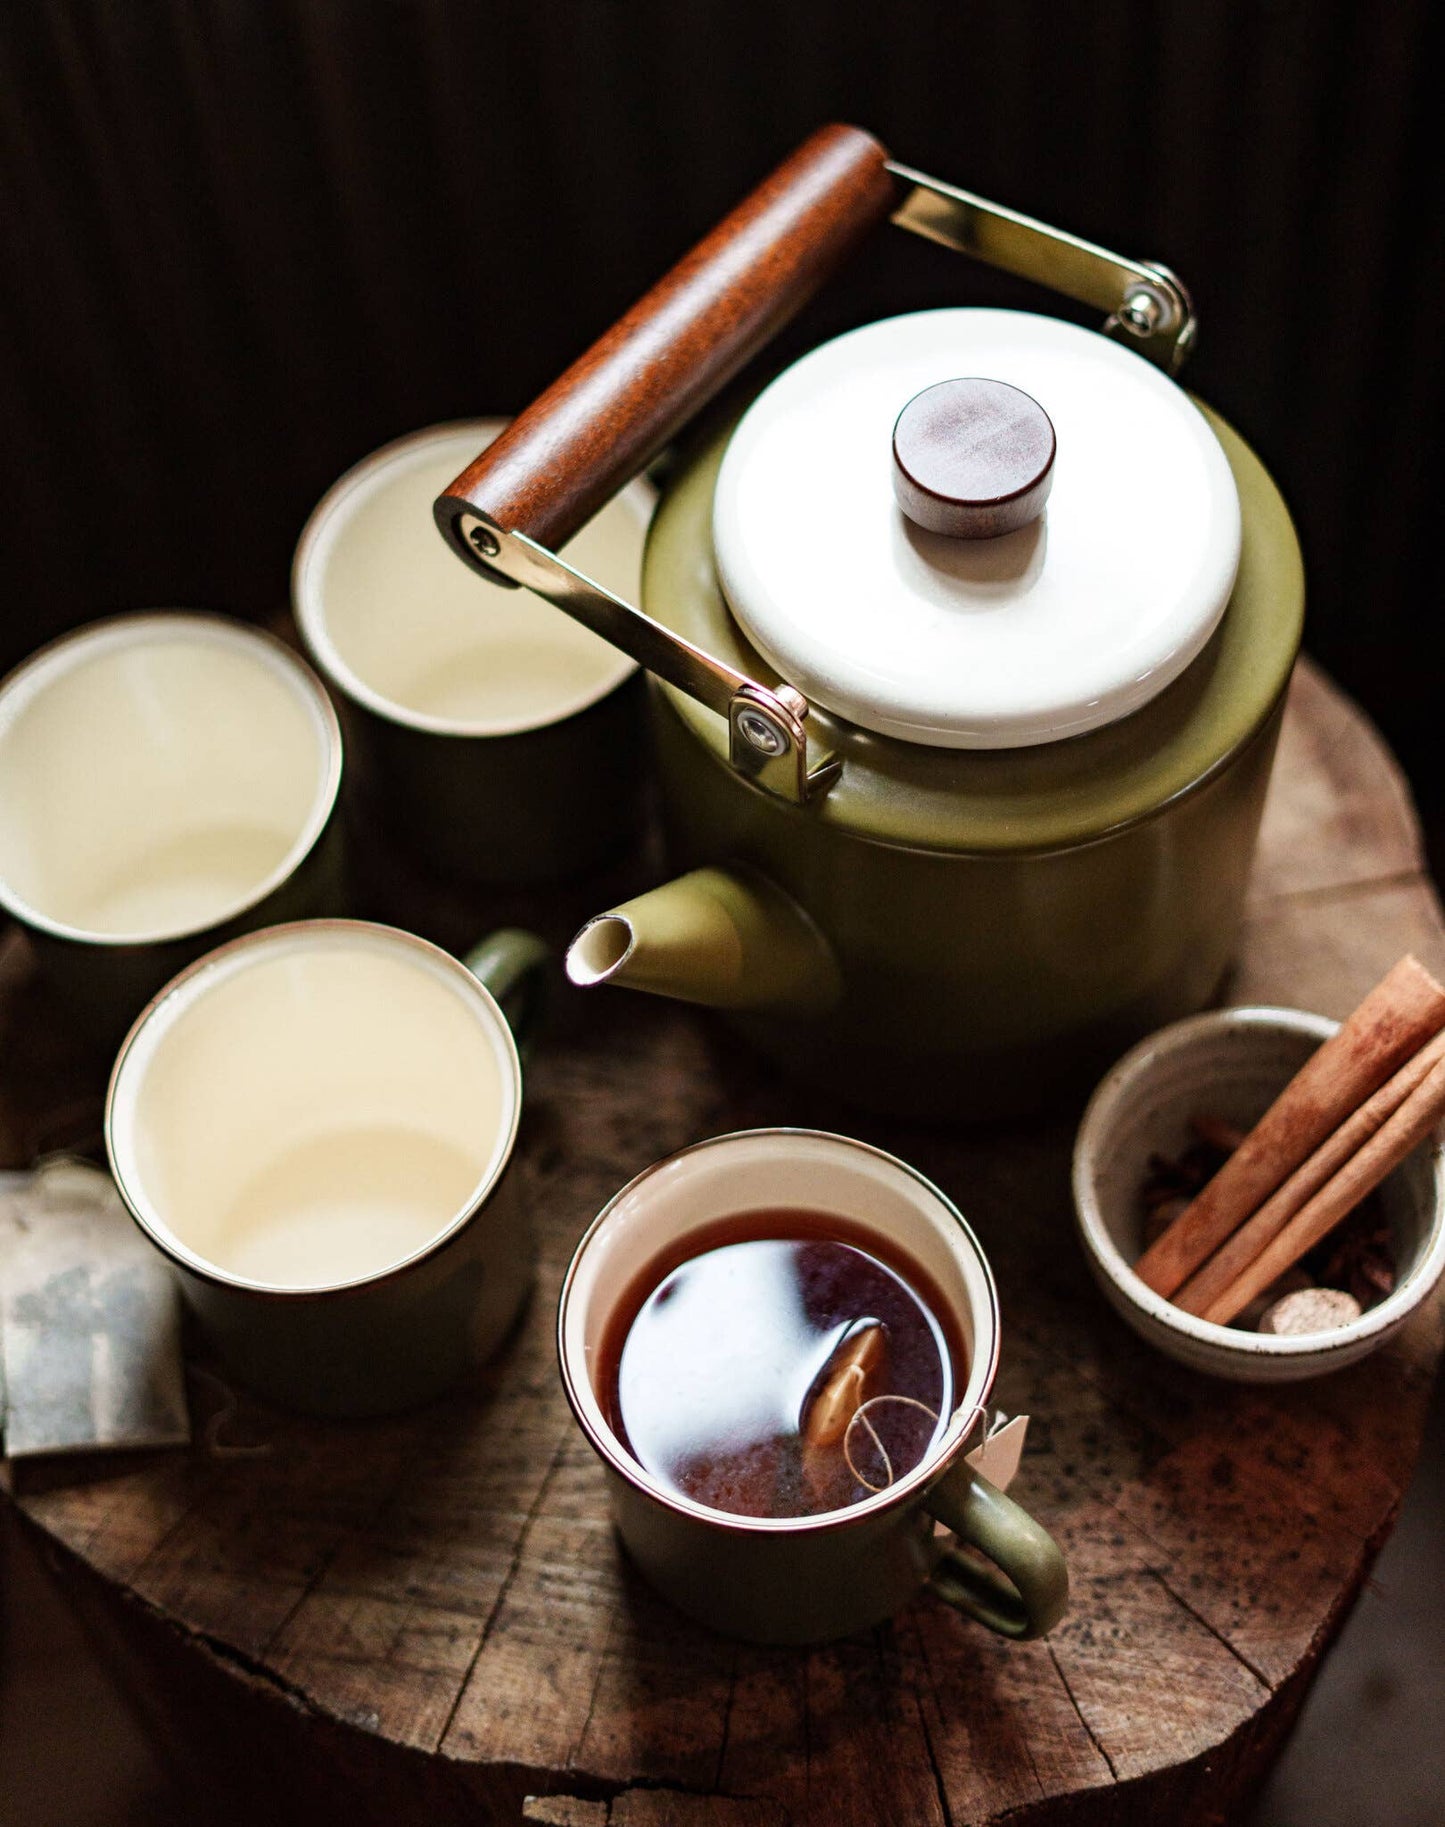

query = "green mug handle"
[924,1465,1069,1640]
[462,929,551,1058]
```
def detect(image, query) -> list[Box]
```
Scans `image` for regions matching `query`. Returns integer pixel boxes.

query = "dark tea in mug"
[598,1208,965,1519]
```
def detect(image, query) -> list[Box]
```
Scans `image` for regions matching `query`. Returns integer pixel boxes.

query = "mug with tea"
[559,1128,1069,1644]
[293,421,654,883]
[0,613,344,1044]
[105,919,549,1416]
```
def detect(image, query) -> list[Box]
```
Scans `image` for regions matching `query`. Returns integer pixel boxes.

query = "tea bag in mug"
[801,1325,1029,1500]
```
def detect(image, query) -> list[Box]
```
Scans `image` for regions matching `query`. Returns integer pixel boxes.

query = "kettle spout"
[566,867,840,1017]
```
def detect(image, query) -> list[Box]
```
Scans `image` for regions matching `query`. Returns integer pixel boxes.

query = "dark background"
[2,0,1443,817]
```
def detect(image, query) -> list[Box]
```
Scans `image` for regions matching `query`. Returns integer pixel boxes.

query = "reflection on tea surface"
[604,1213,957,1519]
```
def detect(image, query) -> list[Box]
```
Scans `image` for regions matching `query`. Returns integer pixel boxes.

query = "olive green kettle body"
[436,127,1303,1119]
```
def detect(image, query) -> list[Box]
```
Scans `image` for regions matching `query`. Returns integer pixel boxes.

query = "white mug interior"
[107,922,520,1293]
[560,1128,1000,1531]
[0,615,339,945]
[293,420,653,736]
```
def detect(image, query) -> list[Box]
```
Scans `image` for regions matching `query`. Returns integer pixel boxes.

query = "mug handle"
[924,1465,1069,1640]
[462,929,551,1057]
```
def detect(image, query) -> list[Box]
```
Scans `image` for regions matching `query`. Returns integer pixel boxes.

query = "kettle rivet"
[738,709,787,755]
[1119,287,1165,335]
[468,523,501,559]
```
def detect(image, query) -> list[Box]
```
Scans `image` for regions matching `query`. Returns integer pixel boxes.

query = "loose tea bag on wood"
[0,1160,189,1459]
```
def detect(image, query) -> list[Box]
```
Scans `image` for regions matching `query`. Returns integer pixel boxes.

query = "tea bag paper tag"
[0,1160,190,1460]
[963,1412,1029,1492]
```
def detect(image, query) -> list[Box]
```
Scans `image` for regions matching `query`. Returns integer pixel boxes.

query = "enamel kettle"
[435,125,1302,1118]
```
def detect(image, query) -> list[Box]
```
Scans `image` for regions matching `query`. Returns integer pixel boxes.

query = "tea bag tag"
[0,1159,190,1461]
[964,1412,1029,1492]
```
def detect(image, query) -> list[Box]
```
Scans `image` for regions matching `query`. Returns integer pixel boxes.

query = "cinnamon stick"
[1173,1027,1445,1317]
[1203,1053,1445,1325]
[1135,956,1445,1298]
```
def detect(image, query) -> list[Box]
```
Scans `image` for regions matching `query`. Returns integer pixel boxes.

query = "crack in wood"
[711,1643,741,1793]
[530,1769,788,1819]
[1044,1641,1119,1786]
[435,1420,575,1757]
[523,1798,610,1826]
[859,1624,945,1827]
[567,1595,620,1774]
[193,1619,329,1715]
[900,1617,966,1818]
[72,1546,333,1725]
[255,1415,456,1669]
[1149,1571,1271,1692]
[874,1622,954,1827]
[915,1701,957,1827]
[904,1608,1052,1822]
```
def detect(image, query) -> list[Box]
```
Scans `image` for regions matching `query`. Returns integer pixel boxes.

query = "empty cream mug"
[106,919,548,1416]
[0,613,344,1044]
[559,1128,1069,1644]
[293,421,654,882]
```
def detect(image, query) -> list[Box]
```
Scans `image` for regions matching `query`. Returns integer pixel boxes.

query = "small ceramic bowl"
[1072,1007,1445,1382]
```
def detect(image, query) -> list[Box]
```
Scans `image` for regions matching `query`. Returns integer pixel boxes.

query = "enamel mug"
[294,421,654,884]
[106,919,548,1417]
[0,613,344,1046]
[559,1128,1069,1644]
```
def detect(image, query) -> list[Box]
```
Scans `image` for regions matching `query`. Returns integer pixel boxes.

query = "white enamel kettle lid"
[712,309,1243,749]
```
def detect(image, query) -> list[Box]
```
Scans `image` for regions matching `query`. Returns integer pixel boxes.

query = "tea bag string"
[843,1397,987,1493]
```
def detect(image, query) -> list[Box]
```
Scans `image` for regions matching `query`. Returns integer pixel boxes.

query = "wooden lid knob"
[892,378,1056,539]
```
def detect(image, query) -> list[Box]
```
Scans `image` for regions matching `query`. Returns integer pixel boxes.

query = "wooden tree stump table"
[4,659,1443,1826]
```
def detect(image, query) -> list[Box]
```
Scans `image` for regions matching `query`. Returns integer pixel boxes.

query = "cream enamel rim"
[292,419,650,738]
[557,1127,1001,1538]
[104,918,525,1299]
[1072,1006,1445,1358]
[0,612,342,948]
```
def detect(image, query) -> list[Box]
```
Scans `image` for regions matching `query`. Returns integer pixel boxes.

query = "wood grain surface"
[4,658,1443,1826]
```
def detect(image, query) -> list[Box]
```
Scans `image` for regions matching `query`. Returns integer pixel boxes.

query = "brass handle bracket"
[448,511,839,805]
[437,138,1199,809]
[886,160,1197,374]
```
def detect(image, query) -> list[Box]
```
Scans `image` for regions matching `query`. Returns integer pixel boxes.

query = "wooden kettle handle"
[438,124,896,556]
